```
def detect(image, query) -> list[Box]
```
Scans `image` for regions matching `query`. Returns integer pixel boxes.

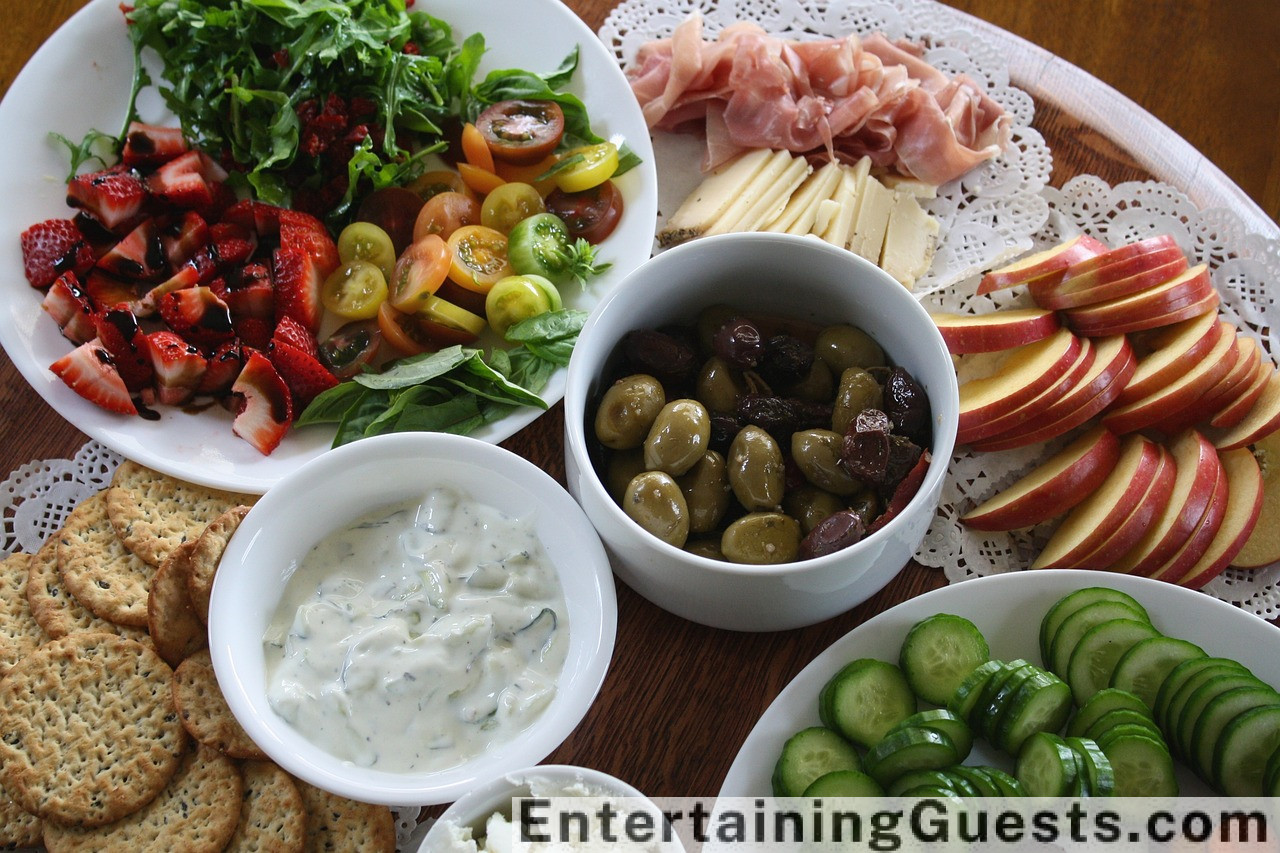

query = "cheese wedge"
[848,171,895,262]
[880,191,941,290]
[657,149,775,247]
[880,175,939,199]
[703,150,796,237]
[723,154,812,234]
[764,162,842,234]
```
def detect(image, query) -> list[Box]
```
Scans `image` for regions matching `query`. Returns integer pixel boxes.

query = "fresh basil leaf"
[353,346,476,390]
[333,388,391,447]
[486,346,513,378]
[295,381,367,426]
[504,309,588,345]
[460,356,548,409]
[391,394,487,435]
[505,346,557,394]
[522,338,576,366]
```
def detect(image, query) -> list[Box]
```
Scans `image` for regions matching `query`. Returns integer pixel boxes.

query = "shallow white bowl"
[208,432,617,806]
[563,232,959,632]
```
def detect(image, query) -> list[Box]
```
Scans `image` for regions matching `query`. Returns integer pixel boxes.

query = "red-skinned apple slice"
[1145,461,1229,583]
[1158,336,1262,434]
[1231,429,1280,568]
[1110,429,1223,575]
[961,426,1121,531]
[1079,287,1219,338]
[1112,309,1222,406]
[932,308,1061,354]
[1207,367,1280,451]
[1101,322,1238,435]
[976,234,1108,295]
[1059,234,1181,279]
[1177,447,1264,589]
[957,337,1096,445]
[1209,355,1273,430]
[1032,252,1189,311]
[1031,434,1162,570]
[956,328,1082,434]
[1062,264,1213,336]
[1074,443,1177,569]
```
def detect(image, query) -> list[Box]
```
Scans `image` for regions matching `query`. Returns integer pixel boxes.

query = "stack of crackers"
[0,461,398,852]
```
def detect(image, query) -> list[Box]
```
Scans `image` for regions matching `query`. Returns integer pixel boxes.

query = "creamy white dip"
[263,486,569,774]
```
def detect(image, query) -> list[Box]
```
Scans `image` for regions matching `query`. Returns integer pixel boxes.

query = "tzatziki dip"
[263,486,569,774]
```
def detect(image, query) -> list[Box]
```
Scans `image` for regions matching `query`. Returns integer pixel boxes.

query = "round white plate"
[0,0,657,494]
[719,570,1280,797]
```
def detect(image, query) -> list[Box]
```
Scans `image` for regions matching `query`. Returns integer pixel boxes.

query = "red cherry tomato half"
[318,319,382,379]
[376,301,478,355]
[475,99,566,165]
[357,187,424,255]
[545,180,624,244]
[412,191,481,242]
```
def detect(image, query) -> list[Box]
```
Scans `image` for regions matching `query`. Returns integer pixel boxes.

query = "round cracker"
[57,490,155,627]
[26,533,153,646]
[187,504,250,623]
[147,540,207,668]
[296,782,396,853]
[42,744,243,853]
[0,632,187,828]
[172,649,266,760]
[224,761,306,853]
[0,552,47,678]
[0,785,42,849]
[106,461,256,568]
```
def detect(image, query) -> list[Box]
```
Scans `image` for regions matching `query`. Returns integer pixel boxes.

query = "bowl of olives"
[563,232,958,632]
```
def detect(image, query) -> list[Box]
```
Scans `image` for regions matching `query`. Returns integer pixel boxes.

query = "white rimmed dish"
[563,232,959,632]
[208,431,617,807]
[0,0,657,494]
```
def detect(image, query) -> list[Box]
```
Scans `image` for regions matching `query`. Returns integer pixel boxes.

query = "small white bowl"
[563,232,959,632]
[208,432,617,806]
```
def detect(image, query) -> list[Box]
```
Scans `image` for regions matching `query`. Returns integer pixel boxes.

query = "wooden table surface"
[2,0,1278,805]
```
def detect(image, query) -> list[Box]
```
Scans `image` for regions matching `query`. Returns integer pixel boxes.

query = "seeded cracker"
[0,632,187,827]
[0,784,42,849]
[296,781,396,853]
[173,649,268,760]
[57,490,155,626]
[187,503,251,622]
[0,552,47,678]
[106,460,257,567]
[26,532,153,645]
[147,540,208,667]
[225,760,307,853]
[42,744,243,853]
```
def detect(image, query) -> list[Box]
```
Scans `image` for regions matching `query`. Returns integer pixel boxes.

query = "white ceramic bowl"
[563,232,959,632]
[208,432,618,806]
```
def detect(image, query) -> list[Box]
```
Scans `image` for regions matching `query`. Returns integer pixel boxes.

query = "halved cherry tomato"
[377,301,478,355]
[388,234,450,312]
[356,187,424,255]
[420,294,487,337]
[436,279,489,316]
[406,169,472,201]
[481,182,545,234]
[476,100,566,165]
[460,123,496,173]
[337,221,397,279]
[485,274,560,338]
[553,142,618,193]
[546,180,624,244]
[446,225,513,293]
[318,319,382,379]
[494,154,560,196]
[457,162,506,196]
[412,191,481,242]
[321,260,388,320]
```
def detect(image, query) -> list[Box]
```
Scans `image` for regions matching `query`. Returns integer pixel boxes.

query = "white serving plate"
[0,0,657,494]
[719,570,1280,797]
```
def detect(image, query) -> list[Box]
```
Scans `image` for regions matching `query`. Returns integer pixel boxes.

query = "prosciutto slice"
[627,15,1012,185]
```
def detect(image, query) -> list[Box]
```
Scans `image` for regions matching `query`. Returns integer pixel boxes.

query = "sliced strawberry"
[231,350,293,455]
[233,316,274,351]
[271,315,318,358]
[140,245,220,313]
[41,272,96,344]
[147,330,207,406]
[158,210,210,268]
[209,221,257,267]
[20,218,96,288]
[199,339,245,395]
[120,122,190,169]
[93,305,154,391]
[145,150,228,211]
[221,199,281,236]
[278,208,339,275]
[157,285,235,347]
[95,217,168,281]
[81,268,144,315]
[269,339,338,410]
[65,165,148,232]
[224,280,275,321]
[71,211,120,258]
[272,245,324,332]
[48,339,138,415]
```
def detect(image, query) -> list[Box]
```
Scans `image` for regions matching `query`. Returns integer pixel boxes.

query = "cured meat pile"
[627,14,1012,185]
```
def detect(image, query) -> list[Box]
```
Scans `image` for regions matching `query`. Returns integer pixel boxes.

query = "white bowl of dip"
[209,432,617,807]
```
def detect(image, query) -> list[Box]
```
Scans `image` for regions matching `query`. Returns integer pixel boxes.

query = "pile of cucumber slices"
[772,586,1280,797]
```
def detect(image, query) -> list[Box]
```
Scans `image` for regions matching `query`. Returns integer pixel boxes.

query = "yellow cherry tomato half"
[419,294,487,337]
[480,182,546,234]
[406,169,472,201]
[388,234,450,313]
[485,274,560,338]
[336,221,397,279]
[553,142,619,193]
[321,259,388,320]
[446,224,513,293]
[377,301,478,355]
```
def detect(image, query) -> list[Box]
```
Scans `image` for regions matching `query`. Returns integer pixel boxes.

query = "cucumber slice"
[1015,732,1079,797]
[980,766,1028,797]
[1065,618,1162,706]
[888,709,973,763]
[1048,600,1152,678]
[818,658,917,749]
[948,659,1006,722]
[1039,587,1152,669]
[946,765,1002,797]
[1176,674,1272,769]
[1155,657,1248,734]
[772,726,862,797]
[974,661,1037,742]
[1084,709,1163,743]
[1263,744,1280,796]
[1067,736,1116,796]
[998,671,1074,756]
[887,769,963,797]
[1097,730,1178,796]
[1212,705,1280,796]
[897,785,965,800]
[1109,635,1206,709]
[1068,687,1152,738]
[802,769,885,797]
[899,613,991,706]
[863,726,959,787]
[1191,685,1280,785]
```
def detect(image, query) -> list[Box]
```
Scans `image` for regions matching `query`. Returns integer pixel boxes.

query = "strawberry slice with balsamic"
[145,150,228,212]
[158,210,210,268]
[231,350,293,455]
[147,330,207,406]
[96,217,169,282]
[66,165,148,232]
[40,272,97,345]
[221,199,282,236]
[157,285,235,348]
[271,315,319,358]
[199,339,245,396]
[20,218,96,288]
[81,268,145,316]
[120,122,190,170]
[269,339,338,410]
[272,246,325,333]
[209,221,257,268]
[93,305,154,391]
[48,339,138,415]
[278,208,339,274]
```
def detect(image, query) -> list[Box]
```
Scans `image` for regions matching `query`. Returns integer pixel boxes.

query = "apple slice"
[976,234,1108,295]
[956,328,1082,434]
[957,337,1096,445]
[1231,429,1280,568]
[1158,336,1262,434]
[1113,309,1222,406]
[1060,234,1181,279]
[1145,461,1229,583]
[932,308,1061,354]
[961,426,1121,531]
[1110,429,1223,575]
[1032,252,1188,311]
[1209,354,1273,430]
[1177,447,1264,589]
[1074,443,1177,569]
[1031,434,1162,570]
[1083,287,1219,338]
[1062,264,1213,337]
[1207,367,1280,451]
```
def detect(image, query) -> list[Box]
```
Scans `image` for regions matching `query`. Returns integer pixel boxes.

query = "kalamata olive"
[712,316,764,369]
[622,328,697,384]
[798,509,866,560]
[815,324,885,374]
[831,367,884,434]
[782,485,847,534]
[883,366,931,444]
[677,450,732,533]
[758,334,814,388]
[695,304,739,355]
[790,429,863,495]
[695,356,746,413]
[841,413,922,489]
[736,394,831,444]
[720,512,801,564]
[643,399,711,476]
[789,357,835,403]
[605,448,646,503]
[622,471,689,548]
[727,425,785,511]
[593,374,666,450]
[708,413,742,452]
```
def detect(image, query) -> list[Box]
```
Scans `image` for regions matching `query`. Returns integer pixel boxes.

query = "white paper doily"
[599,0,1052,294]
[916,174,1280,620]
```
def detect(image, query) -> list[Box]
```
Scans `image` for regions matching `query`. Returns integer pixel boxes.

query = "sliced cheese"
[765,162,842,234]
[704,149,796,236]
[727,154,812,234]
[817,166,862,249]
[657,149,775,247]
[848,171,895,263]
[811,198,841,238]
[880,174,940,199]
[880,191,941,290]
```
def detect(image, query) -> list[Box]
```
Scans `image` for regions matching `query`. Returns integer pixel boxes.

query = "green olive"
[622,471,689,548]
[684,537,724,560]
[782,485,848,534]
[831,367,884,434]
[789,357,835,403]
[847,487,883,530]
[727,425,785,511]
[695,303,739,355]
[694,356,745,413]
[604,448,646,504]
[643,399,711,476]
[677,450,732,534]
[790,429,863,495]
[815,324,886,374]
[720,512,802,564]
[594,374,666,450]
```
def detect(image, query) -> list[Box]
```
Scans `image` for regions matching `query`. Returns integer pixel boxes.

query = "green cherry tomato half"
[321,259,388,320]
[337,221,397,279]
[485,275,558,338]
[507,212,572,283]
